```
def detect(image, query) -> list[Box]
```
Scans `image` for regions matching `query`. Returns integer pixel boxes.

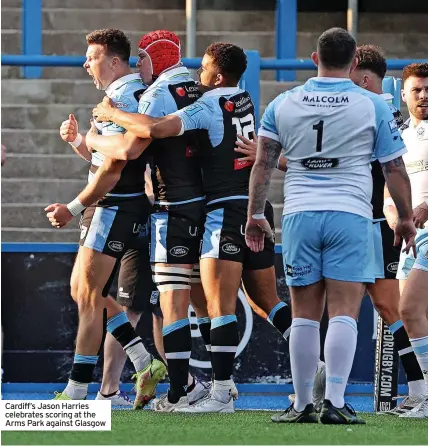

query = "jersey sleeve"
[138,87,166,118]
[172,98,213,132]
[373,97,407,163]
[258,93,286,141]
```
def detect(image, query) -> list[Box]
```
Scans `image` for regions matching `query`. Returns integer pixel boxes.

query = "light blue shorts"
[281,211,375,287]
[396,226,428,280]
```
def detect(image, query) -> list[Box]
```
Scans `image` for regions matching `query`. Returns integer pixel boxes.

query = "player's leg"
[368,221,426,412]
[319,211,371,424]
[150,203,203,411]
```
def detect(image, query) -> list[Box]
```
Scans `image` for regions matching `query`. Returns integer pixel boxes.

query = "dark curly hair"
[86,29,131,62]
[206,42,247,83]
[403,63,428,83]
[356,44,387,79]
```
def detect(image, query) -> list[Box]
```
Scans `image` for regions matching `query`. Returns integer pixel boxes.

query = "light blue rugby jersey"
[91,73,146,177]
[259,77,407,219]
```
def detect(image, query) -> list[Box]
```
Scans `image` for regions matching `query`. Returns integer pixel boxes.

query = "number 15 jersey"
[174,87,255,204]
[259,77,406,219]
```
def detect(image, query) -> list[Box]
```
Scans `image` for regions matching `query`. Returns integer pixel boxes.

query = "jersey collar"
[203,86,241,97]
[147,66,190,92]
[105,73,142,97]
[310,77,353,83]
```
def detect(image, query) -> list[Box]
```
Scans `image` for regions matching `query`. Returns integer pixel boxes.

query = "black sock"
[268,302,292,339]
[108,313,140,349]
[197,317,212,358]
[101,390,119,398]
[392,323,424,382]
[70,354,98,384]
[211,315,239,381]
[163,319,192,403]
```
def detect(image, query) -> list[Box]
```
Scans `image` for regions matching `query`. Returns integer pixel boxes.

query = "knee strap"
[151,265,192,292]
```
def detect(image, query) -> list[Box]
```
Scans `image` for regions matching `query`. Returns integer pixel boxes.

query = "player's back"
[191,87,256,203]
[91,73,147,196]
[260,77,405,219]
[139,67,204,205]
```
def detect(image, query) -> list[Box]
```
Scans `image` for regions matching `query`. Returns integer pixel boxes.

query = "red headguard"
[138,30,181,79]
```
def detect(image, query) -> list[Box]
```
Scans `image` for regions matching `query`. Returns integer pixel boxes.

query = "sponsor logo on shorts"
[118,287,130,299]
[222,243,240,255]
[150,290,160,305]
[286,264,313,277]
[80,225,88,240]
[386,262,398,273]
[170,246,189,257]
[108,241,124,252]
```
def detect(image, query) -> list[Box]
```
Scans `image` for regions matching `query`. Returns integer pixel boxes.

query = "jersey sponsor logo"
[303,95,349,106]
[169,246,189,257]
[115,101,128,109]
[222,242,240,255]
[386,262,398,274]
[417,126,426,139]
[183,103,204,116]
[301,157,339,169]
[234,158,253,170]
[108,241,124,252]
[224,101,235,112]
[388,119,398,133]
[176,87,186,97]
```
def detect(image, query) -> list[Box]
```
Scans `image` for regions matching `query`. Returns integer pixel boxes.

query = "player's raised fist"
[59,114,79,143]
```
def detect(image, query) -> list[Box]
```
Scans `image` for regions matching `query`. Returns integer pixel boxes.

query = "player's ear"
[215,72,224,86]
[110,56,119,70]
[401,89,406,103]
[311,52,319,67]
[349,57,358,74]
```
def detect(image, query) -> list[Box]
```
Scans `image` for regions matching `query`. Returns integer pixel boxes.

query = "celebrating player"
[246,28,415,424]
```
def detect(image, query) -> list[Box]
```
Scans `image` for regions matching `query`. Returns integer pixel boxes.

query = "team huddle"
[44,26,428,423]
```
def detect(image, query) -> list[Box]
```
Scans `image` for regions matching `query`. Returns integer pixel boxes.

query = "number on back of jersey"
[232,114,255,140]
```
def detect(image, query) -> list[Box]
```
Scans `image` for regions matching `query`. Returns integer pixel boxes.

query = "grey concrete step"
[1,153,89,179]
[1,79,103,105]
[1,228,79,242]
[1,104,93,130]
[1,203,79,229]
[1,129,68,155]
[2,178,86,203]
[2,9,275,33]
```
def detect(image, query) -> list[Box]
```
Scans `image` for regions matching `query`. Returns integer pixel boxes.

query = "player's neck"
[317,69,350,79]
[409,113,422,127]
[111,67,133,84]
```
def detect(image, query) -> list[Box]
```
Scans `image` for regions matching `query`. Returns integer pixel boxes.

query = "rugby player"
[246,28,416,424]
[350,45,427,414]
[86,30,209,411]
[45,29,166,407]
[393,63,428,418]
[92,42,294,413]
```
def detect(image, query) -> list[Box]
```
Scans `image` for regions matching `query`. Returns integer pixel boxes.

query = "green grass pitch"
[2,411,428,445]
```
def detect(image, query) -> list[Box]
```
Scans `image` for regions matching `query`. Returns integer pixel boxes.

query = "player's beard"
[410,101,428,121]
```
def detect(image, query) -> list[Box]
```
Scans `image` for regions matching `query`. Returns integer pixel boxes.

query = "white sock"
[124,338,151,372]
[212,379,234,403]
[408,379,428,399]
[324,316,358,408]
[64,379,88,400]
[410,336,428,386]
[289,318,320,412]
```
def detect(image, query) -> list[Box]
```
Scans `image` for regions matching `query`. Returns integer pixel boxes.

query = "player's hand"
[413,202,428,229]
[235,134,257,163]
[384,205,399,231]
[394,217,417,256]
[245,216,274,253]
[85,119,97,153]
[93,96,114,122]
[60,114,78,143]
[44,203,73,229]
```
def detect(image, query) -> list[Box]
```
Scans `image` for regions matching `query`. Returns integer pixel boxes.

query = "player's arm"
[45,157,126,229]
[383,184,398,230]
[60,114,92,162]
[85,122,151,161]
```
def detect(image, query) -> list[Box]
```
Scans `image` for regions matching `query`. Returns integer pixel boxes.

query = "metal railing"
[3,53,427,125]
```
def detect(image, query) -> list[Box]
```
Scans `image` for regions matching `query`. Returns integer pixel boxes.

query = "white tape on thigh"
[152,265,192,292]
[191,263,201,283]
